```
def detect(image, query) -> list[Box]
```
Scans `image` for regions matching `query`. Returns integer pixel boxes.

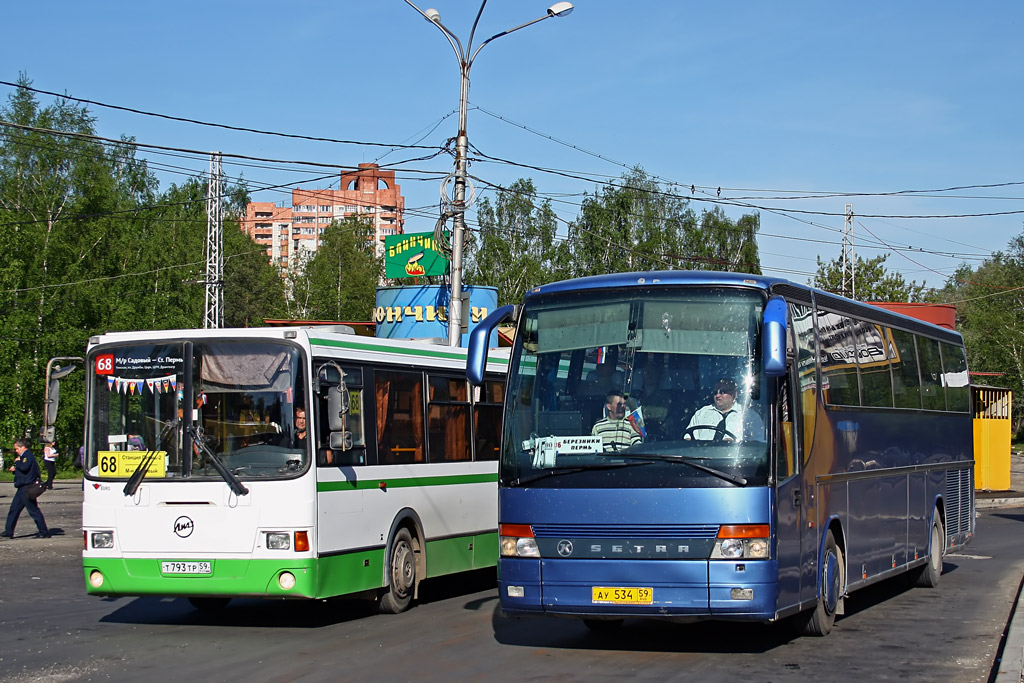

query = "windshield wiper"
[187,426,249,496]
[508,460,653,487]
[607,453,749,487]
[123,418,179,497]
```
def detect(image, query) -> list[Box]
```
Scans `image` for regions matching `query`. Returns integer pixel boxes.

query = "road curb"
[993,573,1024,683]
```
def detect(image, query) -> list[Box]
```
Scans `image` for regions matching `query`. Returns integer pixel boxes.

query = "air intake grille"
[945,468,973,536]
[530,523,720,539]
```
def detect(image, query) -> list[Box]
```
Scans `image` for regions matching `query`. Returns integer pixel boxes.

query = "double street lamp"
[404,0,574,347]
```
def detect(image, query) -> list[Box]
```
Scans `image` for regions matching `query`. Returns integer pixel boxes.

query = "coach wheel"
[379,527,416,614]
[188,597,230,611]
[910,512,944,588]
[798,530,843,637]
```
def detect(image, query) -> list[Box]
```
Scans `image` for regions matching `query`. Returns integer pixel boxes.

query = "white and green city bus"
[77,327,507,612]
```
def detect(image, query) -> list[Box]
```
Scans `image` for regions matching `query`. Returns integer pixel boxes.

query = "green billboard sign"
[384,232,449,279]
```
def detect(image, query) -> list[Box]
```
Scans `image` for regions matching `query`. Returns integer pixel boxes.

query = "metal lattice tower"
[842,203,855,299]
[204,152,224,329]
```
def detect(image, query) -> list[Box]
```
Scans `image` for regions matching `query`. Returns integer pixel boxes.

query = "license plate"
[592,586,653,605]
[161,561,212,575]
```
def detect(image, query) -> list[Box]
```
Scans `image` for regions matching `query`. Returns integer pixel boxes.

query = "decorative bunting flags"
[105,374,178,395]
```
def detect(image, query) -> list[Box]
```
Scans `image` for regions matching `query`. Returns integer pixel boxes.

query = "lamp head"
[424,7,441,22]
[547,1,573,17]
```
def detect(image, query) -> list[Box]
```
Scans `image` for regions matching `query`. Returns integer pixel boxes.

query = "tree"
[468,178,559,305]
[290,217,382,321]
[563,168,761,279]
[933,237,1024,433]
[812,253,926,302]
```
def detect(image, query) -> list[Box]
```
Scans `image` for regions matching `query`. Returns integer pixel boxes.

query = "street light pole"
[405,0,574,347]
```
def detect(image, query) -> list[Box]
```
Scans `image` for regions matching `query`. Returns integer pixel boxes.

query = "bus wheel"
[909,513,944,588]
[188,597,230,611]
[379,528,416,614]
[798,530,843,637]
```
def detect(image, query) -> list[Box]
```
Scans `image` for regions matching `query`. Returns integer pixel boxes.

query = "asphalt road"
[1,482,1022,682]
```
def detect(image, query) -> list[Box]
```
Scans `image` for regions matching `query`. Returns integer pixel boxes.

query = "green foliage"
[287,216,382,321]
[812,253,926,302]
[562,168,761,278]
[933,240,1024,431]
[0,77,284,448]
[467,178,559,305]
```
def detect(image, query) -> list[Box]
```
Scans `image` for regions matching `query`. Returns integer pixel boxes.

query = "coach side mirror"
[763,296,787,378]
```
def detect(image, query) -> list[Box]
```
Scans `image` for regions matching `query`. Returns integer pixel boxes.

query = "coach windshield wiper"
[608,453,748,487]
[508,461,653,487]
[187,426,249,496]
[123,418,179,497]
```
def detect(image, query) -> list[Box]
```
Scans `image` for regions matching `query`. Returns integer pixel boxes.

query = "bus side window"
[376,370,424,464]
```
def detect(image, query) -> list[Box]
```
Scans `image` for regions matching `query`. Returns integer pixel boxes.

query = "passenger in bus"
[683,378,763,442]
[591,390,642,452]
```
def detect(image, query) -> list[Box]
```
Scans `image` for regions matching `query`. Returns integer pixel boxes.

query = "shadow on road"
[96,567,499,628]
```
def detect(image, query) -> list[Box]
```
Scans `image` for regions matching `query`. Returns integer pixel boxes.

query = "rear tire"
[188,597,230,611]
[909,513,944,588]
[379,528,416,614]
[796,530,843,637]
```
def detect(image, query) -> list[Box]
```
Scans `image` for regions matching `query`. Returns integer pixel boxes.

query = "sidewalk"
[984,451,1024,682]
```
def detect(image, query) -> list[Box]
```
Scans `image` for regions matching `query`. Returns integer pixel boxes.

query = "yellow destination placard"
[97,450,167,479]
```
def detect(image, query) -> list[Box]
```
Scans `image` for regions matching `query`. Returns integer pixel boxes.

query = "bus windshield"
[86,340,307,481]
[503,287,770,489]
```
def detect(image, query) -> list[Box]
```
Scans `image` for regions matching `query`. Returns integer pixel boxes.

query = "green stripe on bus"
[317,472,498,492]
[309,336,510,366]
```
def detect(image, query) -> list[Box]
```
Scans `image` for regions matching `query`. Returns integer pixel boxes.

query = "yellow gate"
[973,386,1012,491]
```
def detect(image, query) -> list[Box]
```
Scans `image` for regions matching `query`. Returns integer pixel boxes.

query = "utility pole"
[204,152,224,329]
[405,0,574,346]
[842,203,855,300]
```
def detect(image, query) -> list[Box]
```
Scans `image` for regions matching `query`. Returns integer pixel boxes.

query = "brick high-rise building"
[241,163,405,271]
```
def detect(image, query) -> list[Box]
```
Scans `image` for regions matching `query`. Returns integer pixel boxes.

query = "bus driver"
[683,378,763,442]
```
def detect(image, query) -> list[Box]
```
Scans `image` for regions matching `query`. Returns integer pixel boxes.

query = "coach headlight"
[711,524,770,560]
[499,524,539,558]
[266,532,290,550]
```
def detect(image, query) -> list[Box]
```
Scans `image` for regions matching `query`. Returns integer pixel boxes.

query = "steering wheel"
[682,424,737,442]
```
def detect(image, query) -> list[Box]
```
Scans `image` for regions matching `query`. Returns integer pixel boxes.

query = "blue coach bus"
[467,271,974,635]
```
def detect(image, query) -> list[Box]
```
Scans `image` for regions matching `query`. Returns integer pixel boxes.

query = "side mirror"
[42,357,83,442]
[329,431,354,451]
[467,304,517,385]
[762,296,788,378]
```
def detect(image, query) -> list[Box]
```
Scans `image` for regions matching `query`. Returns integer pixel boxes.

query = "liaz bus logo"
[173,516,195,538]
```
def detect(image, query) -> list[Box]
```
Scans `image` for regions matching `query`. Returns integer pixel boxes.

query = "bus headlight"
[89,570,105,588]
[91,531,114,549]
[711,525,770,559]
[499,524,539,558]
[266,532,290,550]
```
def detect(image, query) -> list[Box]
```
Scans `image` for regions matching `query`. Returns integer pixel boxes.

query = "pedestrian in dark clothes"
[2,438,50,539]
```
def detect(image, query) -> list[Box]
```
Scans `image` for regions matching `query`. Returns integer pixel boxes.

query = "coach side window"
[857,323,894,408]
[817,310,859,407]
[917,338,946,411]
[940,343,970,413]
[890,329,922,409]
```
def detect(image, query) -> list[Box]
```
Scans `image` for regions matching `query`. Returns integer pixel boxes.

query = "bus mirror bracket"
[763,296,787,378]
[467,304,518,385]
[42,356,83,443]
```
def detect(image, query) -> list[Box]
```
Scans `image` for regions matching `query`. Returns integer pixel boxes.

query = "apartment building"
[240,163,405,271]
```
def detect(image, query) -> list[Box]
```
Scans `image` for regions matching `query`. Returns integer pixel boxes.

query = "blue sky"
[2,1,1022,290]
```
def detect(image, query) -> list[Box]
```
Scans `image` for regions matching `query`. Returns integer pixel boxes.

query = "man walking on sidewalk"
[2,438,50,539]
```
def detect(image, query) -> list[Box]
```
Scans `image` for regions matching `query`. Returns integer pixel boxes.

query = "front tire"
[379,528,416,614]
[797,530,843,636]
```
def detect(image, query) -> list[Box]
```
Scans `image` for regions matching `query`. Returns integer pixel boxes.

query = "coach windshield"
[502,287,770,489]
